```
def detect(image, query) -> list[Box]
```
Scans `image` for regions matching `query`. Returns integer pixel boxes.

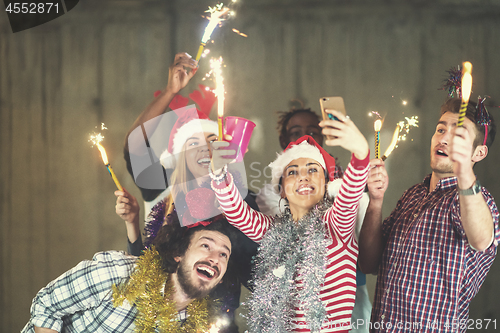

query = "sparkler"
[196,4,230,62]
[458,61,473,127]
[381,116,419,161]
[89,127,123,191]
[211,57,225,140]
[374,119,382,159]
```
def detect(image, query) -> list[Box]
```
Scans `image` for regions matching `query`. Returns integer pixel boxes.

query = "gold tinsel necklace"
[112,247,213,332]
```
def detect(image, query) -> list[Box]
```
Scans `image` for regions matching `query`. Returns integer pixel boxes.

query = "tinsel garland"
[245,200,330,332]
[442,66,462,98]
[112,247,214,332]
[476,96,492,126]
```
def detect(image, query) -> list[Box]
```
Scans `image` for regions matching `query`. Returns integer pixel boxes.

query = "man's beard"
[431,158,454,175]
[176,260,216,299]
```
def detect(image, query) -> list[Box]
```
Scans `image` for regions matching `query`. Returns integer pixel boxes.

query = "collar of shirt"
[424,174,458,193]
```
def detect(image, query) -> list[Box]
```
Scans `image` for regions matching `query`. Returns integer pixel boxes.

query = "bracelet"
[209,164,228,184]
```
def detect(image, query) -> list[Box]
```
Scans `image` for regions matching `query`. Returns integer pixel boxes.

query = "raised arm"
[210,141,273,242]
[358,159,389,274]
[325,154,370,241]
[451,126,495,251]
[319,109,370,240]
[125,52,198,153]
[211,171,273,242]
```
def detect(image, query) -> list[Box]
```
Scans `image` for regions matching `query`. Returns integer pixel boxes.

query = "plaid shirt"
[372,175,499,333]
[22,251,139,333]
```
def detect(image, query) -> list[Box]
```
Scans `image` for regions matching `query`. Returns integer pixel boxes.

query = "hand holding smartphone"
[319,96,347,139]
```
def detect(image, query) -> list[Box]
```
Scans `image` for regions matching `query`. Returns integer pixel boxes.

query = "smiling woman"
[112,52,261,333]
[210,109,370,333]
[184,132,218,181]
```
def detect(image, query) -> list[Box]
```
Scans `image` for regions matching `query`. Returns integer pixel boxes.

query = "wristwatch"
[459,179,482,196]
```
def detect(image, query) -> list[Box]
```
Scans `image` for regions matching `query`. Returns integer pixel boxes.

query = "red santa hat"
[269,135,339,197]
[159,85,218,169]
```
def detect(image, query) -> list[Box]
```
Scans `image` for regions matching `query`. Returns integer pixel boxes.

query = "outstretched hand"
[166,52,198,95]
[319,109,369,160]
[210,140,236,174]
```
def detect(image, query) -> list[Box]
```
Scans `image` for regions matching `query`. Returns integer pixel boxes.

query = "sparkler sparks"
[210,57,225,140]
[381,116,419,160]
[89,124,123,191]
[196,4,231,61]
[232,28,248,37]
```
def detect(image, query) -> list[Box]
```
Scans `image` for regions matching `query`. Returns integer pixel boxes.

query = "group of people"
[22,52,498,333]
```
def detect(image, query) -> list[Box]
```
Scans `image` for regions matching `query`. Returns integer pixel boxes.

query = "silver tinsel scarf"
[245,199,331,332]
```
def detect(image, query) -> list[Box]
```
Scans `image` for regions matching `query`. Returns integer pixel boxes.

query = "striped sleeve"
[212,172,274,242]
[325,153,369,242]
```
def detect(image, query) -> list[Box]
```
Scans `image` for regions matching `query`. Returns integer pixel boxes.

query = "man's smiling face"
[430,111,477,177]
[175,230,231,299]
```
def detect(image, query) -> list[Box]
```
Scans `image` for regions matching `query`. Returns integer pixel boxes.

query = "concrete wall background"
[1,1,499,331]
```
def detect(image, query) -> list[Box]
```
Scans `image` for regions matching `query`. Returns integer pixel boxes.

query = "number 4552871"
[5,2,59,14]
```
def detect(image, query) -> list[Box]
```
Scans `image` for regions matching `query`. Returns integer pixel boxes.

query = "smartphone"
[320,97,346,139]
[319,96,346,122]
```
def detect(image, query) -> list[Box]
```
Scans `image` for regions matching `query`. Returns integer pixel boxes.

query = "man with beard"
[22,220,235,333]
[358,98,499,332]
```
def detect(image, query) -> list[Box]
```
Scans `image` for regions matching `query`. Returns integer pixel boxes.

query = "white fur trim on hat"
[269,141,326,191]
[160,118,218,169]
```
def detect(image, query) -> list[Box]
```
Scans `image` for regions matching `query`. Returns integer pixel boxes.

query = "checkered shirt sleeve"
[21,251,137,333]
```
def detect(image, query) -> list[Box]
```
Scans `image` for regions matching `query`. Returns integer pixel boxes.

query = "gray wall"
[1,1,499,331]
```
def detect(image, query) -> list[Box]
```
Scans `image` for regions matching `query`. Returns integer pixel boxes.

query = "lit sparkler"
[89,126,123,191]
[196,4,230,62]
[210,57,225,140]
[374,119,382,159]
[381,116,419,161]
[458,61,473,127]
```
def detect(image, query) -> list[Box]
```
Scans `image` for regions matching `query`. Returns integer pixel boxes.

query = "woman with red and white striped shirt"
[210,110,370,332]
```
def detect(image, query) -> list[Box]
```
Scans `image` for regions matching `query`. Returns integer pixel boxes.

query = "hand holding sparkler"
[366,158,389,201]
[115,189,140,225]
[166,52,199,96]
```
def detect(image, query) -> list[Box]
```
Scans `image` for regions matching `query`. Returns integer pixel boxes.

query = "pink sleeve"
[212,173,274,242]
[324,153,370,242]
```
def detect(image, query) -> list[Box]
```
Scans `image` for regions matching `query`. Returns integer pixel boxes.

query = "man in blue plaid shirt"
[22,220,235,333]
[358,98,499,332]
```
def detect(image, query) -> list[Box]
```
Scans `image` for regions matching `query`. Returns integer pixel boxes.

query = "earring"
[278,197,288,214]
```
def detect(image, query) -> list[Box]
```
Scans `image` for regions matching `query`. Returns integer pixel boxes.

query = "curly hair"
[277,108,322,149]
[152,218,238,274]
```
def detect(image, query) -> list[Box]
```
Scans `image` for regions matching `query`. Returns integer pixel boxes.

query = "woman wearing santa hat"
[115,53,259,332]
[210,109,370,333]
